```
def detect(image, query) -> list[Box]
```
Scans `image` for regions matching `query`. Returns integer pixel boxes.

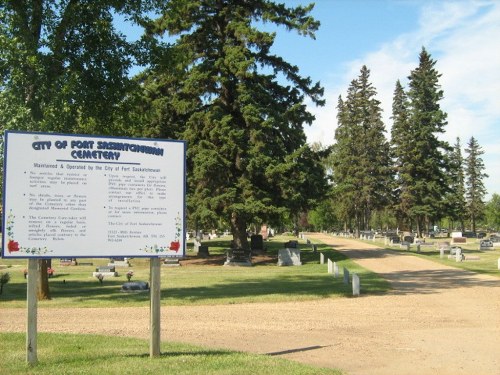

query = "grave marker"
[277,248,301,266]
[224,248,252,266]
[333,262,339,278]
[343,268,350,284]
[352,274,360,296]
[250,234,264,254]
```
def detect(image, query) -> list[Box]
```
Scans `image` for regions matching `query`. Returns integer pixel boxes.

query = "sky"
[268,0,499,198]
[120,0,499,199]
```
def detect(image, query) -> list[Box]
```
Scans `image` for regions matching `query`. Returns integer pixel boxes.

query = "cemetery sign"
[2,131,186,258]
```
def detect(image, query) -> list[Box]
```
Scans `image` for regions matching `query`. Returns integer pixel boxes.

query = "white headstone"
[352,273,360,296]
[440,248,444,259]
[498,258,500,270]
[320,253,324,264]
[277,248,302,266]
[333,262,339,278]
[456,247,463,262]
[343,268,350,284]
[327,258,333,274]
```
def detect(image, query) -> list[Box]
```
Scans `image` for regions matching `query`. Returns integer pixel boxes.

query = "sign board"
[2,131,186,258]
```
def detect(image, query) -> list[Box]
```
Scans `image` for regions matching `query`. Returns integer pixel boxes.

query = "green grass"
[0,235,389,307]
[365,236,500,277]
[0,333,342,375]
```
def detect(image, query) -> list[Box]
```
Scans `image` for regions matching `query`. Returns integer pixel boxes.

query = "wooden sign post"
[150,257,161,357]
[26,259,38,365]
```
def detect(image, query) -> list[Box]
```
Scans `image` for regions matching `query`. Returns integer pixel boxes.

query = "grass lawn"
[0,332,342,375]
[0,235,390,308]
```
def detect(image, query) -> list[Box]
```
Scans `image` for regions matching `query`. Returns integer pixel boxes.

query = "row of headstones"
[319,252,360,297]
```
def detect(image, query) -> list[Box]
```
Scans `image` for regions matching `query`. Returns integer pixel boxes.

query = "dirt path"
[2,234,500,375]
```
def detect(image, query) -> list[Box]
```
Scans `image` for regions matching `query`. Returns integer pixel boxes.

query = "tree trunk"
[415,218,421,238]
[230,212,249,250]
[37,259,50,300]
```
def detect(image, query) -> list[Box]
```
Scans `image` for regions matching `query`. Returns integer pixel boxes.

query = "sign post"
[150,257,161,357]
[2,131,186,362]
[26,258,38,365]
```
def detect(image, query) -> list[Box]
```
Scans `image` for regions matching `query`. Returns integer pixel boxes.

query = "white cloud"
[305,0,500,197]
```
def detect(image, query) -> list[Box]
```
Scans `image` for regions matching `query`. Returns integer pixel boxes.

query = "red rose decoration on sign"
[8,240,19,253]
[170,241,180,252]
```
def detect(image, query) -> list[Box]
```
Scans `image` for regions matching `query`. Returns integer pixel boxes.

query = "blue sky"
[120,0,500,198]
[271,0,500,199]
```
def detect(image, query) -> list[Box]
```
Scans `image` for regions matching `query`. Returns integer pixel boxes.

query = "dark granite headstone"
[198,245,209,257]
[284,240,299,249]
[121,281,149,292]
[250,234,264,253]
[224,248,252,266]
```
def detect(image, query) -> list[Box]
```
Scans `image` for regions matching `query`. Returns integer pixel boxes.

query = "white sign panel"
[2,131,186,258]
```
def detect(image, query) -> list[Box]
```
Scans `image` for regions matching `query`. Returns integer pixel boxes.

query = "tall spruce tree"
[332,66,390,235]
[390,80,413,229]
[464,136,488,232]
[445,137,467,231]
[404,47,451,236]
[144,0,325,248]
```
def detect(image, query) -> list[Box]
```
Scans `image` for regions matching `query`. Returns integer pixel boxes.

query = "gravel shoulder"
[2,233,500,375]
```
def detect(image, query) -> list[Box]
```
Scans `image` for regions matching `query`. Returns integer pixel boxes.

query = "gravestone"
[224,248,252,267]
[320,253,324,264]
[92,265,117,277]
[108,257,130,267]
[440,247,444,258]
[390,236,400,244]
[343,268,350,284]
[403,235,414,243]
[277,248,301,266]
[480,240,493,250]
[352,274,360,296]
[327,258,333,274]
[59,258,73,266]
[333,262,339,278]
[452,237,467,244]
[284,240,299,249]
[455,247,463,262]
[198,245,209,258]
[498,258,500,270]
[121,281,149,292]
[250,234,264,254]
[312,244,318,253]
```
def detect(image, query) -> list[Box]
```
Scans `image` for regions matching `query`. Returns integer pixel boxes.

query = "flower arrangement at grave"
[5,210,52,255]
[47,268,55,278]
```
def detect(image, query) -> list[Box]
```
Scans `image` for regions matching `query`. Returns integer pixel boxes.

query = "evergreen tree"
[331,66,391,235]
[464,136,488,232]
[144,0,325,248]
[445,138,467,231]
[484,194,500,231]
[404,47,452,236]
[390,80,413,229]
